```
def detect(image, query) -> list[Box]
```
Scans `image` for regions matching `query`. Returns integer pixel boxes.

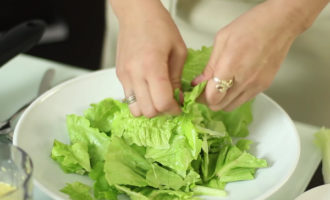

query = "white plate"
[13,69,300,200]
[295,184,330,200]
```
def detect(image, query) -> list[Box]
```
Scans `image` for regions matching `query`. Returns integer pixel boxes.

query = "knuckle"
[209,105,220,112]
[215,30,224,41]
[223,106,235,112]
[130,109,141,117]
[205,91,221,106]
[208,98,219,106]
[143,58,167,73]
[176,46,187,58]
[263,79,272,89]
[252,77,272,90]
[116,67,124,79]
[143,107,158,118]
[215,28,229,42]
[155,100,174,112]
[121,62,136,75]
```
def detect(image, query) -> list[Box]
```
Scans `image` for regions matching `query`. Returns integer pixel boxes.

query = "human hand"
[191,1,310,112]
[112,0,187,117]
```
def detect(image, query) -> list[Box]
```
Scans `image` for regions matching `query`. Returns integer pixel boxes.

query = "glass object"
[0,143,33,200]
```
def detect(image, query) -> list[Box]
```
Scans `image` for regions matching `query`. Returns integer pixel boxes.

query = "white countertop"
[0,55,322,200]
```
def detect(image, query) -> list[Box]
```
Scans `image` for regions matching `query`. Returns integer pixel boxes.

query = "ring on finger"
[213,77,234,93]
[123,94,137,105]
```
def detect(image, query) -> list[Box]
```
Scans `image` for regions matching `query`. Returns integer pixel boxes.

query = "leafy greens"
[51,47,267,200]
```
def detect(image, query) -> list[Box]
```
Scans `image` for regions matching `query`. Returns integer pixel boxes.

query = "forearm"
[109,0,167,26]
[267,0,329,34]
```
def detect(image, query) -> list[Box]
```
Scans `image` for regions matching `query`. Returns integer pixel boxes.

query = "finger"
[169,46,187,90]
[211,76,245,110]
[223,89,258,111]
[130,75,158,118]
[206,78,243,111]
[202,65,234,108]
[192,31,229,86]
[147,66,181,115]
[116,68,142,117]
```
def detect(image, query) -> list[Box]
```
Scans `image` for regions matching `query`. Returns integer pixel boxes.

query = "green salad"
[51,47,267,200]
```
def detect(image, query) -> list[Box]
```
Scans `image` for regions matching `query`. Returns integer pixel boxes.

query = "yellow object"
[0,182,16,197]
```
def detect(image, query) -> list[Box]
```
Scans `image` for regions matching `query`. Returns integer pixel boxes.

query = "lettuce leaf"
[104,136,151,187]
[146,164,186,190]
[145,134,195,177]
[84,98,123,133]
[111,104,175,149]
[66,115,110,164]
[51,140,90,174]
[214,145,267,184]
[89,162,118,200]
[211,101,253,137]
[314,128,330,184]
[181,46,212,91]
[60,182,95,200]
[52,46,268,200]
[115,185,197,200]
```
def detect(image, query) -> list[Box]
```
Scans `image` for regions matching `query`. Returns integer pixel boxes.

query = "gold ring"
[213,77,233,93]
[123,95,137,105]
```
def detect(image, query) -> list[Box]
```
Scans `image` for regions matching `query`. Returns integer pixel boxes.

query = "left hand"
[192,1,304,111]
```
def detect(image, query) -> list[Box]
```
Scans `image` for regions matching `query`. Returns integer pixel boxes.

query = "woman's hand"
[110,0,187,117]
[192,0,328,111]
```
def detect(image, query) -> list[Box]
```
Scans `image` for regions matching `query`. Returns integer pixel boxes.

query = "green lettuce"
[104,136,151,187]
[181,46,212,91]
[89,162,118,200]
[60,182,94,200]
[66,115,110,164]
[51,140,91,175]
[314,128,330,184]
[51,46,267,200]
[111,105,175,149]
[84,98,123,133]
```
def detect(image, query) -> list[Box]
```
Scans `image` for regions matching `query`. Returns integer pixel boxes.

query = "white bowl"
[13,69,300,200]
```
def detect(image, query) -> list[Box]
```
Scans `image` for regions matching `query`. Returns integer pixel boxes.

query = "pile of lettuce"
[51,47,267,200]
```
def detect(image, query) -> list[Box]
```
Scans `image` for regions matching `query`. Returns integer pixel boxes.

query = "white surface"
[13,69,300,200]
[295,184,330,200]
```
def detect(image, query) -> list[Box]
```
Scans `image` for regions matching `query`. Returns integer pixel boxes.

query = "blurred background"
[0,0,105,70]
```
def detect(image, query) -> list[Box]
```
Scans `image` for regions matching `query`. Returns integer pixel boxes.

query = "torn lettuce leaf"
[66,115,110,164]
[181,46,212,91]
[88,162,118,200]
[51,140,90,175]
[104,136,151,187]
[145,134,196,177]
[84,98,123,133]
[52,46,268,200]
[211,100,253,137]
[111,104,175,149]
[60,182,95,200]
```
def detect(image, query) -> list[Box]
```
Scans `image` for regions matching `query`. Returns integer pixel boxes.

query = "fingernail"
[191,74,204,86]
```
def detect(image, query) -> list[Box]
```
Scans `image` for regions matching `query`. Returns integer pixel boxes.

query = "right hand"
[114,0,187,118]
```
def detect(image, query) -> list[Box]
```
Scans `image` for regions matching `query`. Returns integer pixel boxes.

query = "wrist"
[109,0,168,26]
[266,0,328,35]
